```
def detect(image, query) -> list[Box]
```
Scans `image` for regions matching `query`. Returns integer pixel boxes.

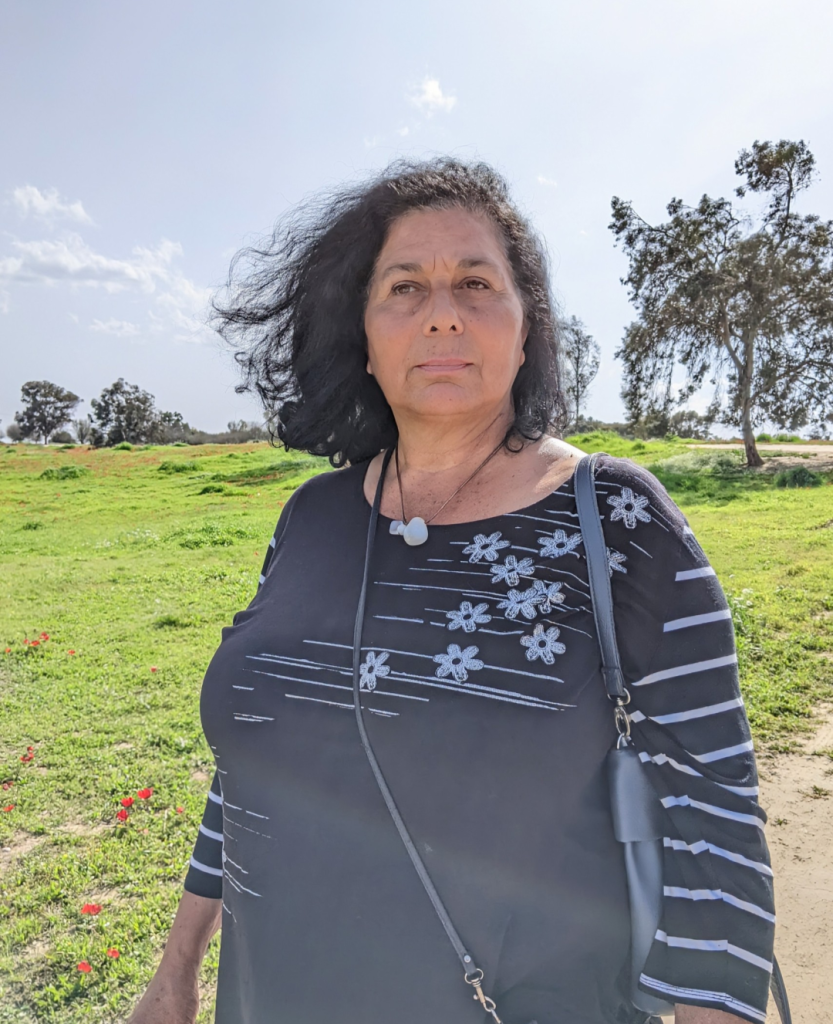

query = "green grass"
[0,434,831,1022]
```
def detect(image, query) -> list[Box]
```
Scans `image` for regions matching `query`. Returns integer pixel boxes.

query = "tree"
[90,379,189,446]
[561,316,601,430]
[5,422,23,442]
[90,379,159,446]
[610,140,833,466]
[73,416,93,444]
[13,381,81,444]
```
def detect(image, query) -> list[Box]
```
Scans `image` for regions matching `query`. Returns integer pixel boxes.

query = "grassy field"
[1,435,831,1023]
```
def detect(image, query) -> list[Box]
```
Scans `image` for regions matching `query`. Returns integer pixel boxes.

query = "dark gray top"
[185,456,774,1024]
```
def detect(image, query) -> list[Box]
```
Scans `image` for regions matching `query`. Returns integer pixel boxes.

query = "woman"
[128,160,775,1024]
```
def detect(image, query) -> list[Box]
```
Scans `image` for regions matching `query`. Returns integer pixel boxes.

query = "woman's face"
[364,206,528,427]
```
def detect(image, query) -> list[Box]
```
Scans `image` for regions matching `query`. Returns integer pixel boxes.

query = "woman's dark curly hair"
[213,158,566,466]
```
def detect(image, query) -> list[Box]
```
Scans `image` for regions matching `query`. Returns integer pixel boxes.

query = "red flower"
[40,633,49,640]
[30,640,40,647]
[137,788,153,800]
[67,649,76,655]
[116,809,129,822]
[4,648,10,654]
[150,666,158,673]
[120,796,134,808]
[80,903,102,915]
[27,746,33,752]
[106,947,120,958]
[2,805,13,813]
[22,639,29,646]
[20,754,33,763]
[176,806,184,814]
[2,782,12,790]
[77,961,92,973]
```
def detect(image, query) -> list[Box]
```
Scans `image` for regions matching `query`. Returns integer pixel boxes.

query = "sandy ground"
[759,707,833,1023]
[690,443,833,474]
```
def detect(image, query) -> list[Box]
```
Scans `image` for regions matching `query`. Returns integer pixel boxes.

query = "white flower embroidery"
[445,600,491,633]
[433,644,484,683]
[528,579,565,614]
[497,584,543,620]
[607,548,628,576]
[360,650,391,691]
[520,623,566,665]
[462,531,510,563]
[538,528,583,559]
[489,555,535,586]
[607,487,651,529]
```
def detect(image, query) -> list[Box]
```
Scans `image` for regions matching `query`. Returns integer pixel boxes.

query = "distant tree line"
[1,379,268,446]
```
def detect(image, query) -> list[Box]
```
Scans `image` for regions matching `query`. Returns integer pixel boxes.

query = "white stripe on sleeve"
[639,975,766,1023]
[663,837,773,876]
[189,855,224,877]
[661,794,765,830]
[663,886,775,922]
[208,790,223,805]
[664,609,732,632]
[649,697,743,724]
[632,654,737,687]
[199,824,224,842]
[654,930,772,973]
[675,566,716,581]
[693,740,754,763]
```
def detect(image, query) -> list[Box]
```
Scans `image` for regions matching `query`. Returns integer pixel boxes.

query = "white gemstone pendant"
[402,516,428,546]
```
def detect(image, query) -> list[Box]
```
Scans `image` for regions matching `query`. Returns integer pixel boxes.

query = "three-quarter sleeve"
[596,457,774,1024]
[183,488,304,901]
[183,768,224,899]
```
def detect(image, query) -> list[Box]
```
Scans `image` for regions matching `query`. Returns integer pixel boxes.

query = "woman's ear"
[366,358,374,376]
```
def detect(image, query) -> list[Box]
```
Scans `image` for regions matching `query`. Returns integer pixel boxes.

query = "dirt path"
[759,707,833,1023]
[689,443,833,474]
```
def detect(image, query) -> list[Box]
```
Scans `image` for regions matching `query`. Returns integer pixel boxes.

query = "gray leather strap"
[352,447,479,977]
[574,453,627,701]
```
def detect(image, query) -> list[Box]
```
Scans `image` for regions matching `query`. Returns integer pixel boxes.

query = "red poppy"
[77,961,92,973]
[67,650,76,655]
[137,788,153,800]
[40,633,49,640]
[2,805,13,813]
[176,806,184,814]
[30,640,40,647]
[27,746,33,752]
[116,809,129,822]
[150,666,158,673]
[80,903,102,915]
[120,797,134,808]
[20,754,33,763]
[22,639,29,646]
[4,648,10,654]
[106,948,120,959]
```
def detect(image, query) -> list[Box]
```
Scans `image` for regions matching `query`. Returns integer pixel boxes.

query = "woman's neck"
[394,410,514,475]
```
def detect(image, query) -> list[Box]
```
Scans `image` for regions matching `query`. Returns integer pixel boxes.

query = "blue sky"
[2,0,832,434]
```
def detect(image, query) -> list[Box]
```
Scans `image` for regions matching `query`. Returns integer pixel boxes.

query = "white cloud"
[11,185,92,225]
[537,176,558,187]
[90,317,141,337]
[396,126,410,137]
[151,274,213,344]
[409,77,457,115]
[0,234,181,293]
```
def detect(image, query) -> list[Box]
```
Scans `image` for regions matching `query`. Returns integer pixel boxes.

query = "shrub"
[198,484,226,495]
[775,466,822,488]
[167,519,256,548]
[756,432,772,442]
[112,441,134,451]
[774,433,802,443]
[39,465,90,480]
[157,460,198,474]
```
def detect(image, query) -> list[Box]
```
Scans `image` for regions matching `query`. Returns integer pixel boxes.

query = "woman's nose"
[422,290,462,336]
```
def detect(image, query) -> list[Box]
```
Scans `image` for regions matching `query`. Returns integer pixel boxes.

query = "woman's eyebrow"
[378,256,500,280]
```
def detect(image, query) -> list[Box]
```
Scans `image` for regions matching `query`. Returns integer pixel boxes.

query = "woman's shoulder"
[588,453,693,547]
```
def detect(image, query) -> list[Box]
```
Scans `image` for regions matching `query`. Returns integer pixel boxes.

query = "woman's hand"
[126,891,222,1023]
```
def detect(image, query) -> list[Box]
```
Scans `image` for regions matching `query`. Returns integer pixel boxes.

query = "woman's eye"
[461,279,488,290]
[391,282,417,295]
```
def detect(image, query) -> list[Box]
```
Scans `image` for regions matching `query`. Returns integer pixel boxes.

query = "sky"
[1,0,832,435]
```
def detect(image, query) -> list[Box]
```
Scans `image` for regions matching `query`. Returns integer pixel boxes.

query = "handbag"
[352,447,792,1023]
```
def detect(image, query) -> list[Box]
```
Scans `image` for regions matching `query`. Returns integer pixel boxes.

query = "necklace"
[389,440,506,546]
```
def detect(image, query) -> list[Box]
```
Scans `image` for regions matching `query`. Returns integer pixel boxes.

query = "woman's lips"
[415,360,471,371]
